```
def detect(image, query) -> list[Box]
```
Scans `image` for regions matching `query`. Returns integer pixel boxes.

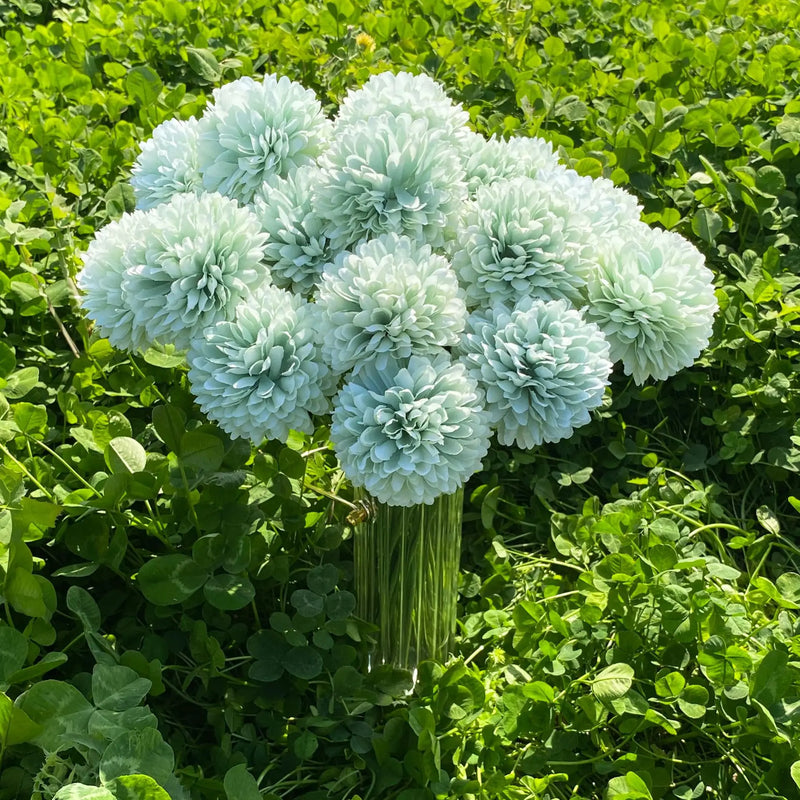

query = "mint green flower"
[314,113,467,251]
[584,224,718,383]
[461,132,560,196]
[331,353,490,506]
[452,176,589,308]
[459,298,612,448]
[76,210,151,351]
[187,285,331,443]
[123,193,269,351]
[251,166,332,296]
[335,71,471,149]
[316,233,466,375]
[197,74,331,205]
[131,117,202,210]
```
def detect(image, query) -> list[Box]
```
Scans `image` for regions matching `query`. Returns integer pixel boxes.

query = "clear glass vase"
[353,487,464,673]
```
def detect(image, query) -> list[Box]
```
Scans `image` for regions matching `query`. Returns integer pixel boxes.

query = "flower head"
[314,113,467,251]
[462,132,560,196]
[316,233,466,375]
[187,285,331,443]
[452,176,589,308]
[252,166,333,295]
[583,224,717,383]
[76,211,151,351]
[130,117,203,210]
[335,71,470,149]
[331,353,491,506]
[536,165,642,238]
[459,298,612,449]
[122,192,269,351]
[196,74,332,205]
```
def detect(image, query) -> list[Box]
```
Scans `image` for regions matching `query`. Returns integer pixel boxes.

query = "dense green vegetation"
[1,0,799,798]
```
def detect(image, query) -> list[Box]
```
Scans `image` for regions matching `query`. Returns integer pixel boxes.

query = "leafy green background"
[1,0,800,798]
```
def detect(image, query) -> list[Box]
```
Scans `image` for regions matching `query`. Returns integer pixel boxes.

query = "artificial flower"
[130,117,202,210]
[196,74,331,205]
[583,223,718,383]
[331,353,491,506]
[314,113,467,251]
[187,285,331,443]
[459,297,612,448]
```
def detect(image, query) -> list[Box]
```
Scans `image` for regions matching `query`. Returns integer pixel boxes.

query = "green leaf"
[307,563,338,594]
[293,730,318,760]
[105,183,137,218]
[203,573,255,611]
[5,568,48,617]
[105,437,147,475]
[224,764,261,800]
[291,589,324,617]
[67,585,101,631]
[791,760,800,789]
[186,47,222,82]
[99,728,174,785]
[92,664,151,711]
[12,402,47,437]
[17,679,93,753]
[591,663,635,701]
[676,684,709,718]
[92,412,132,451]
[3,367,39,399]
[691,208,723,244]
[179,431,224,472]
[0,693,41,749]
[152,404,186,454]
[0,626,28,684]
[106,774,171,800]
[282,646,323,680]
[325,591,356,621]
[125,66,163,106]
[136,555,209,606]
[53,786,116,800]
[0,342,16,378]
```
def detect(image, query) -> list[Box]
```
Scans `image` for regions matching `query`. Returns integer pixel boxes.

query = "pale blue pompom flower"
[76,210,152,352]
[122,192,269,351]
[251,166,333,296]
[314,113,467,251]
[187,285,332,443]
[583,224,718,384]
[459,298,612,449]
[130,117,203,210]
[335,71,471,149]
[196,74,332,205]
[315,233,467,375]
[331,353,491,506]
[536,165,642,237]
[461,131,561,196]
[452,176,589,309]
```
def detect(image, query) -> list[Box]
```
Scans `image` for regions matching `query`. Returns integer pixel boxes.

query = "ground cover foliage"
[0,0,799,797]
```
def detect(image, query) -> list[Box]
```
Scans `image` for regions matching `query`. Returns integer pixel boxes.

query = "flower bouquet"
[77,70,717,673]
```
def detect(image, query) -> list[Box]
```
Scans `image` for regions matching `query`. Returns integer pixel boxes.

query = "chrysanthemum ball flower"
[252,166,333,296]
[187,285,331,443]
[122,192,269,351]
[314,113,467,251]
[196,74,332,205]
[461,131,561,196]
[536,165,642,238]
[76,210,152,352]
[130,117,203,210]
[452,176,589,309]
[583,224,718,384]
[334,71,471,149]
[331,353,491,506]
[459,298,612,449]
[316,233,467,375]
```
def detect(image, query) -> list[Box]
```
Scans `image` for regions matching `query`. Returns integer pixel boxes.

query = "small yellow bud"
[355,32,376,52]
